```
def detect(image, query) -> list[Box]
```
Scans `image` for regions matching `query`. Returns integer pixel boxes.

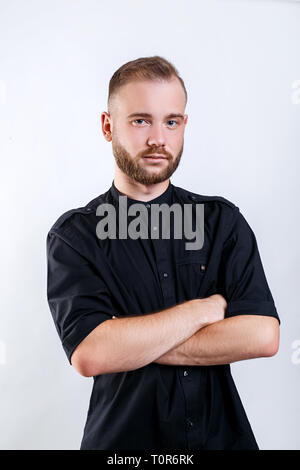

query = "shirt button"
[145,203,151,208]
[186,419,194,429]
[183,370,188,376]
[163,272,168,278]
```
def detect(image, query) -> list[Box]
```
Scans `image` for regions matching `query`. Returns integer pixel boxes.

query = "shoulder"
[172,185,242,241]
[172,184,239,210]
[48,190,109,236]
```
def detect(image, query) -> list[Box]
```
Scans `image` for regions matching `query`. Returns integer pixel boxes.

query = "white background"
[0,0,299,450]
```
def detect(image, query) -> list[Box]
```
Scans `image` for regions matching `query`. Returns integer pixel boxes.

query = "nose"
[147,123,166,148]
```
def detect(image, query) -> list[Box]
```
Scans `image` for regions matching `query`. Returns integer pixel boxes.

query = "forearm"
[154,315,280,366]
[71,298,216,376]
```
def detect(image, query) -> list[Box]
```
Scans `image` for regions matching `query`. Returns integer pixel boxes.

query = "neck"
[113,170,170,202]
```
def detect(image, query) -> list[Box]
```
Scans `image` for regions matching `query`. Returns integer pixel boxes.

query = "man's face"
[104,78,188,185]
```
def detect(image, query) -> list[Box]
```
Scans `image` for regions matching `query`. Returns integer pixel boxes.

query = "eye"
[132,119,179,128]
[167,120,178,127]
[133,119,147,125]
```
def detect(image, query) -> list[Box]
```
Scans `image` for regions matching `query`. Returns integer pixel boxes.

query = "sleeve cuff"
[225,299,280,325]
[62,313,113,365]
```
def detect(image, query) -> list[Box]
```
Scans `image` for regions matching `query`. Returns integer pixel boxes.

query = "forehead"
[115,78,186,115]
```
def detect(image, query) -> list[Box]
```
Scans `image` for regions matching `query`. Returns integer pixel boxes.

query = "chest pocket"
[175,251,208,302]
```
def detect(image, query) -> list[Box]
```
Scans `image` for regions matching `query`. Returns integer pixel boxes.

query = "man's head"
[101,56,188,185]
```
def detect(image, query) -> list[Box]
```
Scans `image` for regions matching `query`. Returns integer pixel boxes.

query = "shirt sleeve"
[46,231,116,364]
[219,208,280,325]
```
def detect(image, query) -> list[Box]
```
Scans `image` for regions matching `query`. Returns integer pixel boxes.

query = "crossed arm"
[152,313,280,366]
[73,295,280,377]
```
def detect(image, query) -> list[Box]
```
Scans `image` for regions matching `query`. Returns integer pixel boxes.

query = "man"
[46,56,280,450]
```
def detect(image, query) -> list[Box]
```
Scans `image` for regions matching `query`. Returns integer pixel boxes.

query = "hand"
[207,294,227,311]
[197,294,227,326]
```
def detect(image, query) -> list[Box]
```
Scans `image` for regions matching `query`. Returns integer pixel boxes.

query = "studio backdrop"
[0,0,299,450]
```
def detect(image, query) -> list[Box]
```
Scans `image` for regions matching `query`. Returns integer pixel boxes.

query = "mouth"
[143,154,168,161]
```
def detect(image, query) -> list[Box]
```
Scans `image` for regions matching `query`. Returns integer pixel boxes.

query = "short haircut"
[107,55,187,113]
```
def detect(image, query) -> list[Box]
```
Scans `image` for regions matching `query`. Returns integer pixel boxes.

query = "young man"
[46,56,280,450]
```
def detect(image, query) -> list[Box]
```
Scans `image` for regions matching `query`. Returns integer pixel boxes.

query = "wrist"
[193,296,226,327]
[191,298,212,328]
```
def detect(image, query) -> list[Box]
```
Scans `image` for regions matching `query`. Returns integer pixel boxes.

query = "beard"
[112,135,184,185]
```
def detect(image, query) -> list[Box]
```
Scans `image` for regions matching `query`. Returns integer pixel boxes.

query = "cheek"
[113,128,144,156]
[126,127,149,149]
[170,132,184,151]
[114,125,137,146]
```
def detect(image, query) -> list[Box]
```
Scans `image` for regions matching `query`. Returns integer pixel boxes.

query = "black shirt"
[46,179,280,450]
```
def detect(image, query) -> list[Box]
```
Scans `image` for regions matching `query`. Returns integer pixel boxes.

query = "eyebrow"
[127,112,185,120]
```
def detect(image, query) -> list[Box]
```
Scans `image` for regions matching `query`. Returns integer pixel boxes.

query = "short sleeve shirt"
[46,179,280,450]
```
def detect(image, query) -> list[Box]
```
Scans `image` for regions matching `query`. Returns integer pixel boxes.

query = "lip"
[143,154,167,159]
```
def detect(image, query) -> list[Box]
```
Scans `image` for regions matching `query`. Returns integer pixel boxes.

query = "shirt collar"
[109,179,173,207]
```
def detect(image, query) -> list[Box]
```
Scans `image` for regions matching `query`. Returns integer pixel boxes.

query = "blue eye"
[133,119,178,127]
